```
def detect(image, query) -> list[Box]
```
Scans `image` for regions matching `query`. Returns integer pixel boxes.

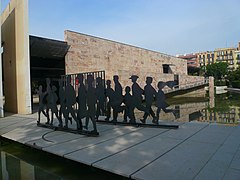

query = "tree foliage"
[205,62,228,80]
[228,67,240,82]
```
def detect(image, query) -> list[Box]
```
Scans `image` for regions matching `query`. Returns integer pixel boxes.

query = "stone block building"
[65,30,197,89]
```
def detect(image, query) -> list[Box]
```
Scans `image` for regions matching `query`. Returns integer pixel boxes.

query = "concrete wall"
[65,30,188,88]
[1,0,32,114]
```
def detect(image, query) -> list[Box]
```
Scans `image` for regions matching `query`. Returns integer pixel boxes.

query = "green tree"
[205,62,228,80]
[228,67,240,88]
[228,67,240,82]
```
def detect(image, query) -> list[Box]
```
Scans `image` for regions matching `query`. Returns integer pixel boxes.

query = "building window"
[163,64,170,74]
[237,55,240,60]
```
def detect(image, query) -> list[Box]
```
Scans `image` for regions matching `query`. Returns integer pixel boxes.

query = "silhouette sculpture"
[105,80,114,121]
[37,71,180,135]
[76,74,86,130]
[141,77,157,123]
[85,75,98,134]
[65,76,78,129]
[130,75,149,123]
[45,78,52,124]
[155,81,177,124]
[166,81,177,89]
[123,86,135,123]
[96,77,105,120]
[36,85,47,123]
[112,75,124,122]
[58,79,66,125]
[49,85,61,126]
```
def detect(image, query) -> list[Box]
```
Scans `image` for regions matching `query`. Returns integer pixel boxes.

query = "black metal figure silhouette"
[36,85,48,123]
[76,74,86,130]
[123,86,135,123]
[130,75,149,123]
[96,77,105,120]
[58,79,65,126]
[141,77,157,123]
[105,80,114,121]
[65,76,78,129]
[85,75,98,134]
[155,81,177,124]
[112,75,124,122]
[45,78,51,124]
[49,85,61,126]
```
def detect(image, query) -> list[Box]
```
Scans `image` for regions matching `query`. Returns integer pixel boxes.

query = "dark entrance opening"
[29,35,69,111]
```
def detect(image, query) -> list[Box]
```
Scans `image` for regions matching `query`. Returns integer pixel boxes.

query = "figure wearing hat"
[141,76,157,124]
[130,75,149,122]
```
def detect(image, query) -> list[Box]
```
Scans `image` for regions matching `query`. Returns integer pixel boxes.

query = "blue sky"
[2,0,240,55]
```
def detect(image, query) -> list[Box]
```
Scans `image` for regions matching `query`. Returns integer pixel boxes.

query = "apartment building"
[214,47,236,70]
[177,53,199,68]
[197,51,214,68]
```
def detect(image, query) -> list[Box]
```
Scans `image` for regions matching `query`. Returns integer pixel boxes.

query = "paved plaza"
[0,114,240,179]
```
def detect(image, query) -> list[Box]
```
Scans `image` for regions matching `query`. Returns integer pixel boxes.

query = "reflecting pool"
[133,92,240,125]
[0,140,125,180]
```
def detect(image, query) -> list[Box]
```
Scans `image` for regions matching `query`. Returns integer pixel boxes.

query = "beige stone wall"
[65,30,189,88]
[178,75,205,87]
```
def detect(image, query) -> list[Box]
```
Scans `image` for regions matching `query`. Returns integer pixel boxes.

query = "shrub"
[214,80,226,86]
[231,81,240,88]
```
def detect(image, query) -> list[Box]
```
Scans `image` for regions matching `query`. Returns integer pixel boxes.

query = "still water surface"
[0,140,125,180]
[0,92,239,179]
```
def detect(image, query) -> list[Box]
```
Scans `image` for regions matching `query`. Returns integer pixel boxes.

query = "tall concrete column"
[1,0,32,114]
[0,0,4,117]
[209,76,215,108]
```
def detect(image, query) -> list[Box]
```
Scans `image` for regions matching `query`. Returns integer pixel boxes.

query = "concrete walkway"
[0,114,240,180]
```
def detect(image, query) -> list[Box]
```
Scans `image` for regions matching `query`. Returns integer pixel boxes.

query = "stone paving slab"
[2,127,52,144]
[1,115,240,180]
[223,168,240,180]
[26,124,114,148]
[43,126,141,156]
[230,149,240,171]
[132,139,220,180]
[0,118,35,135]
[92,136,180,177]
[160,122,208,140]
[189,125,233,145]
[91,123,210,178]
[65,128,168,166]
[27,131,84,148]
[194,159,231,180]
[1,122,49,140]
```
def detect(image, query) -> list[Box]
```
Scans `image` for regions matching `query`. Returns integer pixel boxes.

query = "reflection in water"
[172,92,240,125]
[0,142,124,180]
[0,151,61,180]
[132,92,240,125]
